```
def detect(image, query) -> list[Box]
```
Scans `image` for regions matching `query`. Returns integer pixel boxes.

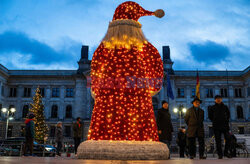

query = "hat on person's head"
[191,97,202,104]
[161,100,168,106]
[57,121,62,125]
[28,113,35,119]
[214,95,222,99]
[57,121,62,126]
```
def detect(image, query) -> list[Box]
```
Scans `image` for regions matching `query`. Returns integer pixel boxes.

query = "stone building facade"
[0,45,249,144]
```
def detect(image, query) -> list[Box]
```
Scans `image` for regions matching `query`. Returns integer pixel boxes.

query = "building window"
[238,127,244,134]
[52,88,60,97]
[152,97,158,118]
[247,87,250,97]
[51,105,58,118]
[9,87,17,97]
[64,126,71,137]
[0,104,2,117]
[65,105,72,118]
[50,126,56,137]
[39,88,45,97]
[234,88,242,98]
[220,88,228,97]
[22,105,29,118]
[206,88,213,98]
[191,88,195,98]
[177,88,185,98]
[66,88,74,97]
[23,87,31,97]
[7,125,13,138]
[237,106,244,119]
[88,97,95,120]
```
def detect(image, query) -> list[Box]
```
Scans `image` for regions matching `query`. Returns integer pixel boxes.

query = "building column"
[59,86,65,120]
[74,78,85,119]
[16,85,23,119]
[45,86,51,119]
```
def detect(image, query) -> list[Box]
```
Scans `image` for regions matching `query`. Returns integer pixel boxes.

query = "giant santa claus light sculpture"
[89,1,164,141]
[77,1,169,159]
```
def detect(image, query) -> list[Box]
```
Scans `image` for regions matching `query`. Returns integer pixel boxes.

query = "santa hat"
[112,1,165,21]
[102,1,165,50]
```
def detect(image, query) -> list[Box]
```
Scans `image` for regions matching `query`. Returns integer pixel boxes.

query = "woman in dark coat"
[184,97,206,159]
[157,100,173,157]
[55,121,63,156]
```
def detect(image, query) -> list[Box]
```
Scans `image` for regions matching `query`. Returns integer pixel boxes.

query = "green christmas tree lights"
[29,87,48,143]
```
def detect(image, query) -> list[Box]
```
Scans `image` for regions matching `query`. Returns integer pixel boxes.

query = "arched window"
[22,105,29,118]
[237,106,244,119]
[51,105,58,118]
[152,97,159,118]
[88,97,95,119]
[65,105,72,118]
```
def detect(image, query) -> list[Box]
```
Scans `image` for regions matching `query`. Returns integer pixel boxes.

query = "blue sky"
[0,0,249,70]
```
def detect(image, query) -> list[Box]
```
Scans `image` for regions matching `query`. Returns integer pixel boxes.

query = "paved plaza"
[0,157,249,164]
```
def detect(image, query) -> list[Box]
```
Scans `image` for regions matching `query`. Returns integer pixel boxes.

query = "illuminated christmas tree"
[88,1,164,141]
[29,87,48,143]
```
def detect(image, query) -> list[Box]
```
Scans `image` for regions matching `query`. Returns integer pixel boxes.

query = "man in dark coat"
[23,113,35,156]
[176,128,186,158]
[73,117,83,155]
[55,121,63,156]
[208,95,231,159]
[157,100,173,158]
[185,97,206,159]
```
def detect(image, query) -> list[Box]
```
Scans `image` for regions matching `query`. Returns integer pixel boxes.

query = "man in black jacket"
[208,95,231,159]
[73,117,83,155]
[185,97,206,159]
[157,100,173,158]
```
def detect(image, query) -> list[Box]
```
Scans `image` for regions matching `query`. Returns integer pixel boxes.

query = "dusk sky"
[0,0,249,70]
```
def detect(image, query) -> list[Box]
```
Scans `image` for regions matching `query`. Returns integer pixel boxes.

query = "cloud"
[0,31,85,69]
[0,31,75,64]
[189,41,230,64]
[0,0,249,70]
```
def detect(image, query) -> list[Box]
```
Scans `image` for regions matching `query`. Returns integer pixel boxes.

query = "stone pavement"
[0,157,249,164]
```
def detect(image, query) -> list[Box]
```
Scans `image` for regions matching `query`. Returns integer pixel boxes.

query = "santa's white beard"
[102,19,148,50]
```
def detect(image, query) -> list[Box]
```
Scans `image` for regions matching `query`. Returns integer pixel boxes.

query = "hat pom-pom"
[154,9,165,18]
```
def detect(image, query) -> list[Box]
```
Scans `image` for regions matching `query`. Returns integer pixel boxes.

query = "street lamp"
[173,104,187,128]
[1,107,16,139]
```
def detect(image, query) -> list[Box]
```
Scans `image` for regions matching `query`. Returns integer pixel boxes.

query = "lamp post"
[173,104,187,128]
[1,107,16,139]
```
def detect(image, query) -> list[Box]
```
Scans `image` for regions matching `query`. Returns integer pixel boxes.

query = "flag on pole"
[167,73,174,100]
[196,70,200,99]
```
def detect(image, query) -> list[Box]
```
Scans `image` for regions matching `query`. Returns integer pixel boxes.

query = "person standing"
[55,121,63,156]
[23,113,35,156]
[185,97,206,159]
[229,132,237,157]
[73,117,83,155]
[176,128,187,158]
[157,100,173,158]
[208,95,231,159]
